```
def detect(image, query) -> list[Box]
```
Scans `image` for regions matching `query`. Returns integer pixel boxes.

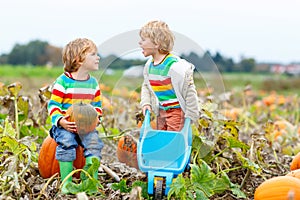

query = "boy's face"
[81,50,100,71]
[139,37,158,57]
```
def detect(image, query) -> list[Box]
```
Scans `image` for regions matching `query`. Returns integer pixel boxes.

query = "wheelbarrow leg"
[147,172,155,195]
[148,171,174,196]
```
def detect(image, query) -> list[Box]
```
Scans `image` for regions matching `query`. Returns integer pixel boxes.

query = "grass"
[1,65,300,95]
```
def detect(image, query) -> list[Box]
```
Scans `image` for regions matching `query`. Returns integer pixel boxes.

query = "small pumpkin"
[286,169,300,179]
[38,136,86,178]
[66,102,98,134]
[290,152,300,170]
[254,176,300,200]
[136,111,156,129]
[116,135,138,169]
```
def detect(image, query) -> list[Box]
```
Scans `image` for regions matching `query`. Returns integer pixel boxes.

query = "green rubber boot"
[59,161,73,194]
[84,156,100,180]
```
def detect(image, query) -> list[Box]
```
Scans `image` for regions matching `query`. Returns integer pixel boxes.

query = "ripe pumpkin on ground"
[290,152,300,170]
[38,136,86,179]
[116,135,138,169]
[66,102,98,135]
[286,169,300,179]
[254,176,300,200]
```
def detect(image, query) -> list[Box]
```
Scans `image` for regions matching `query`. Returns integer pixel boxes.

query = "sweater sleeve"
[184,64,200,122]
[170,60,200,122]
[48,79,65,126]
[140,59,152,108]
[91,83,103,117]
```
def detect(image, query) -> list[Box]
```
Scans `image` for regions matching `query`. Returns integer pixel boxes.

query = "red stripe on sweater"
[161,101,179,107]
[149,78,171,86]
[52,89,65,98]
[65,93,95,99]
[49,107,62,116]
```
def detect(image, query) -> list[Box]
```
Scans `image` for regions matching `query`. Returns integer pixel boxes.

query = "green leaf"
[2,118,16,137]
[198,117,211,129]
[190,163,215,197]
[132,181,149,199]
[7,82,22,97]
[111,179,131,193]
[230,183,247,198]
[39,84,52,99]
[67,178,99,195]
[194,190,209,200]
[223,120,241,138]
[168,174,187,199]
[192,136,214,159]
[2,136,27,155]
[0,82,9,96]
[235,151,261,174]
[177,162,232,198]
[224,135,250,151]
[81,158,101,183]
[66,157,103,195]
[213,172,231,194]
[17,96,30,119]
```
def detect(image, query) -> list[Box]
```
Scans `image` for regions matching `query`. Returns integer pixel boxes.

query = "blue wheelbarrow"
[137,110,192,199]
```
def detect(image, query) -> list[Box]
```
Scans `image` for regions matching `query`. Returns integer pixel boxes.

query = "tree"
[212,52,235,72]
[7,40,49,66]
[7,44,27,65]
[239,58,256,72]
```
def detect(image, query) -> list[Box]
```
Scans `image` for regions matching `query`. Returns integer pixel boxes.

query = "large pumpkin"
[116,135,138,169]
[254,176,300,200]
[290,151,300,170]
[66,102,98,134]
[38,136,86,178]
[286,169,300,179]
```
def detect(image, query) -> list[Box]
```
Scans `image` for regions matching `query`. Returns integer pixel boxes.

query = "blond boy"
[48,38,103,194]
[139,20,199,131]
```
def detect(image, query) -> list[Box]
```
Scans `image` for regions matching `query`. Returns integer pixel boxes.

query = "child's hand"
[59,115,77,133]
[142,105,152,116]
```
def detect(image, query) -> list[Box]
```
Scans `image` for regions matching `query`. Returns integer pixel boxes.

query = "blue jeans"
[50,126,104,162]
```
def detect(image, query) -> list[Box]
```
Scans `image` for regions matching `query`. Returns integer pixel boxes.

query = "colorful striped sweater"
[48,72,102,126]
[148,54,180,110]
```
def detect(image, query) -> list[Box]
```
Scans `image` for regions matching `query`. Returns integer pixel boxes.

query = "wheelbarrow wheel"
[154,177,164,200]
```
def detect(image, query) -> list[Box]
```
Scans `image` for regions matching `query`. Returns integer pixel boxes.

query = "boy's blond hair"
[62,38,97,72]
[139,20,174,54]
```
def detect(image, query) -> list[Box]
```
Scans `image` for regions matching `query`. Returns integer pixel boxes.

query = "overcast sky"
[1,0,299,64]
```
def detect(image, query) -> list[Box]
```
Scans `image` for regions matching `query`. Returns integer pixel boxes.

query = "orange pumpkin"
[286,169,300,179]
[136,112,156,129]
[254,176,300,200]
[66,102,98,134]
[38,136,86,178]
[116,135,138,169]
[290,152,300,170]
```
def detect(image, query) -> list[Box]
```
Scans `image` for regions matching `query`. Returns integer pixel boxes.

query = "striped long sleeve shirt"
[48,72,102,126]
[148,54,180,110]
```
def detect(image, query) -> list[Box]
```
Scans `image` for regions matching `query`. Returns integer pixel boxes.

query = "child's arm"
[91,84,103,118]
[48,82,65,127]
[184,66,200,122]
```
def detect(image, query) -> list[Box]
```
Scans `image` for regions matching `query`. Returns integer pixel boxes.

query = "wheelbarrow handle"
[143,109,151,129]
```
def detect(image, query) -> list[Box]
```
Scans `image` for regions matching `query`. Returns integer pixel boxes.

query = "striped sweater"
[48,72,102,126]
[148,54,180,110]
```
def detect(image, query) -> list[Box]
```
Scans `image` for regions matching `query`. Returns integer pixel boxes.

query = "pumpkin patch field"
[1,68,300,199]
